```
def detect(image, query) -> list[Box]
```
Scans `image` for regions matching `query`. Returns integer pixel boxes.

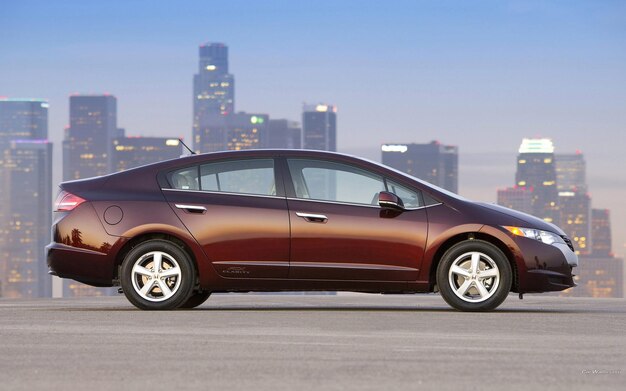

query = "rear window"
[169,159,276,196]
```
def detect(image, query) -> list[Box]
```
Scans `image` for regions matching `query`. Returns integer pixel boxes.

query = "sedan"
[46,150,578,311]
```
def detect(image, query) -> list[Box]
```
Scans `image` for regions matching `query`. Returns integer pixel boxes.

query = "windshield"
[366,157,470,202]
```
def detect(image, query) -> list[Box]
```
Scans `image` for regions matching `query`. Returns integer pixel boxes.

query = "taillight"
[54,190,86,212]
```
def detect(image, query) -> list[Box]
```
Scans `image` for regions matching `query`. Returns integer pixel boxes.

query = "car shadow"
[52,305,618,314]
[186,306,608,314]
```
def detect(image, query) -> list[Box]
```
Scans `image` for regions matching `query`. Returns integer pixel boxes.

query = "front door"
[284,158,427,281]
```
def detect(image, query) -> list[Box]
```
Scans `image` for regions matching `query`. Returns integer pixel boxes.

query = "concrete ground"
[0,294,624,390]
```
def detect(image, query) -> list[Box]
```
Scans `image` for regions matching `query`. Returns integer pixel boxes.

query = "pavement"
[0,294,624,391]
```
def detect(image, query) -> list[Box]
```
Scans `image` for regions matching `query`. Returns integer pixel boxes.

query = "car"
[46,149,578,311]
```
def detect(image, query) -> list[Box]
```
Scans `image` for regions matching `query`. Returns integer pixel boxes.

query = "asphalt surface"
[0,294,624,391]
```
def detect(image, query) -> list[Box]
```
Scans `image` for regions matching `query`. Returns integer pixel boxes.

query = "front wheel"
[120,239,195,310]
[437,240,512,311]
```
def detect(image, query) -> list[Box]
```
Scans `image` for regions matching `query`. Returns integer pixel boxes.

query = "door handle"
[295,212,328,223]
[175,204,207,214]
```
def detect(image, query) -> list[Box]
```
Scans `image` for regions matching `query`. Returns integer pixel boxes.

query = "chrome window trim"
[161,188,284,200]
[161,188,444,209]
[286,197,443,210]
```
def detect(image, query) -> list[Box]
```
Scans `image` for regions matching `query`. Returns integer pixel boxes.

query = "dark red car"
[46,150,577,311]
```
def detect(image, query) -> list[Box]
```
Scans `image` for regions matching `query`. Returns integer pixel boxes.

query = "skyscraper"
[591,209,612,257]
[112,137,183,172]
[555,152,591,255]
[267,119,301,149]
[227,112,269,150]
[497,186,533,214]
[556,152,587,193]
[193,43,235,153]
[0,99,47,146]
[558,192,591,255]
[381,141,459,193]
[515,138,558,222]
[302,104,337,152]
[0,98,52,298]
[63,95,117,180]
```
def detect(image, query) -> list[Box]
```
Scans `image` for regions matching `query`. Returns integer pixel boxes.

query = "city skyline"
[1,0,625,258]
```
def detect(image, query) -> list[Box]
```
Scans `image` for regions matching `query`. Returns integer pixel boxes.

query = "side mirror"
[378,191,404,211]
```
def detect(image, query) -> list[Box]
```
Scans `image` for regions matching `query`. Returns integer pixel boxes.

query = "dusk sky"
[2,0,625,256]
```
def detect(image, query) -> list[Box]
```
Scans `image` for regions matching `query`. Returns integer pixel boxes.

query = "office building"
[558,192,591,255]
[63,95,117,180]
[497,186,533,215]
[112,137,183,171]
[381,141,459,193]
[515,138,558,222]
[0,98,48,146]
[227,112,269,151]
[556,152,587,193]
[591,209,612,257]
[303,104,337,152]
[193,43,235,153]
[0,98,52,298]
[0,141,52,298]
[267,119,301,149]
[555,152,590,254]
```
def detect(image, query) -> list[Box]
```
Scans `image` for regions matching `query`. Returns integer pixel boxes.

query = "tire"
[120,239,195,310]
[437,240,512,312]
[179,291,211,309]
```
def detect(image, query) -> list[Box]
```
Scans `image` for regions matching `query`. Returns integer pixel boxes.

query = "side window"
[387,180,422,208]
[288,159,385,205]
[170,167,199,190]
[200,159,275,196]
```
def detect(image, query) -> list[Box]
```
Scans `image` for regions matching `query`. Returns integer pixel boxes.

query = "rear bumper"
[46,242,116,286]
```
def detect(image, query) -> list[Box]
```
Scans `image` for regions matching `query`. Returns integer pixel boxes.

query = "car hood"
[474,202,565,235]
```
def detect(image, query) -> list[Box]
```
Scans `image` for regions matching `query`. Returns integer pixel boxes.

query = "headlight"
[503,226,566,245]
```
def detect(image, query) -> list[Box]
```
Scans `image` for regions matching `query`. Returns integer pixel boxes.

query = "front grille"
[561,235,575,252]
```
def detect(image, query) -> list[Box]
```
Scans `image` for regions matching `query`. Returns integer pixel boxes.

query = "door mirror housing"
[378,191,405,211]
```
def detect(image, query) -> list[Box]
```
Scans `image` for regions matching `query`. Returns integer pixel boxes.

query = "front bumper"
[514,235,578,293]
[479,226,577,293]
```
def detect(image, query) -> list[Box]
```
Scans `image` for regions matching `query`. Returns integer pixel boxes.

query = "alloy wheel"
[130,251,182,302]
[447,251,500,303]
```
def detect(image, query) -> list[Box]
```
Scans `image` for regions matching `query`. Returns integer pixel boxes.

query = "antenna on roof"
[179,138,196,155]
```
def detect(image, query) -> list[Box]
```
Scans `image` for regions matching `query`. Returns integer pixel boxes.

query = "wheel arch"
[429,232,519,293]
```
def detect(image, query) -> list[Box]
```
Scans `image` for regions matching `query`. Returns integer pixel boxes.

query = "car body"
[46,149,578,311]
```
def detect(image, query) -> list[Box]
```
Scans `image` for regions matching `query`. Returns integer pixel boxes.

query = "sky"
[1,0,625,256]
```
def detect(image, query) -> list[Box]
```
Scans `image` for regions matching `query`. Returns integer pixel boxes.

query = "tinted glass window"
[386,180,422,208]
[170,167,199,190]
[200,159,275,196]
[288,159,385,205]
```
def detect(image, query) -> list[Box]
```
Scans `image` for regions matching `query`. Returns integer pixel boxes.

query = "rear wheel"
[437,240,512,311]
[180,291,211,309]
[120,239,195,310]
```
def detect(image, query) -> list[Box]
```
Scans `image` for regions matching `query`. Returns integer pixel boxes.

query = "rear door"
[162,158,290,279]
[284,158,428,281]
